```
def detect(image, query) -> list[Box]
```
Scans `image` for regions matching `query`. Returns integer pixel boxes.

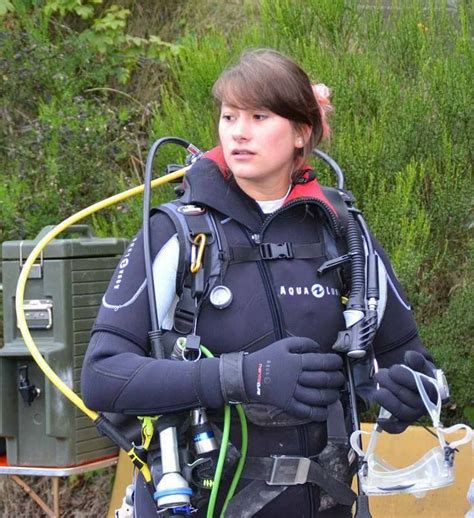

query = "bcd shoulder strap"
[154,201,228,334]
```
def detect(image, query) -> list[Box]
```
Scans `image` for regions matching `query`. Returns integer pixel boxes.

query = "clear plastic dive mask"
[350,366,473,497]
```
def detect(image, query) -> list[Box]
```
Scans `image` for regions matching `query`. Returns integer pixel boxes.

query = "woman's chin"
[230,167,261,182]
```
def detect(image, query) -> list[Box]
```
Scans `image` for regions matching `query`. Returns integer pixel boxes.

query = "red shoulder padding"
[203,146,230,177]
[286,177,338,217]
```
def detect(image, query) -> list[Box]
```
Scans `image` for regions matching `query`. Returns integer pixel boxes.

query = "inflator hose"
[345,212,366,311]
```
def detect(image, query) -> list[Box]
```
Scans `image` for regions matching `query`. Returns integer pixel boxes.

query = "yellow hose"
[15,167,189,421]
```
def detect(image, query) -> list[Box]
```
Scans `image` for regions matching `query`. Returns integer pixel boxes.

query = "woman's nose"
[232,116,250,141]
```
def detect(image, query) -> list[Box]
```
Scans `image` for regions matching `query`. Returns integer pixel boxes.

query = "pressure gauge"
[209,285,233,309]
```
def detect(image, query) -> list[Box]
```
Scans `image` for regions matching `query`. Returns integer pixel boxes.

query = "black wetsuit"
[81,149,432,517]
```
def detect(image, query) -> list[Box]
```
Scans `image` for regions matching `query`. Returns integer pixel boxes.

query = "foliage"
[40,0,182,84]
[0,0,472,420]
[0,0,181,243]
[149,0,473,421]
[421,256,474,425]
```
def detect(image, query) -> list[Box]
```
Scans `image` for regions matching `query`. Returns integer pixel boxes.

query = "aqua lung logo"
[311,284,325,298]
[114,237,138,290]
[279,283,339,298]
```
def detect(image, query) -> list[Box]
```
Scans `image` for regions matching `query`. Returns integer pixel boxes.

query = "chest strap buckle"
[260,242,294,260]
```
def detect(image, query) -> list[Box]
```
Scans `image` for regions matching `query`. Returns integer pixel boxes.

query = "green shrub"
[0,2,175,242]
[149,0,473,421]
[420,260,474,425]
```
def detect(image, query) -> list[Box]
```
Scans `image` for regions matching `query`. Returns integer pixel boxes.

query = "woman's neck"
[234,176,291,201]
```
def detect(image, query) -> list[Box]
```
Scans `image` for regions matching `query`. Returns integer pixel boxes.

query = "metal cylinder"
[155,426,193,510]
[190,408,218,455]
[160,426,180,474]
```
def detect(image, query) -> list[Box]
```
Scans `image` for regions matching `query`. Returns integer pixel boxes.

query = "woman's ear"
[295,124,312,148]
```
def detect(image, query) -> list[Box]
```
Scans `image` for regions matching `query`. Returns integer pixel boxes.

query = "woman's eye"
[221,114,233,121]
[254,113,268,121]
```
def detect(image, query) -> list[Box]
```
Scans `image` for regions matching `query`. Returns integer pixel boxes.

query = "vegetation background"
[0,0,472,515]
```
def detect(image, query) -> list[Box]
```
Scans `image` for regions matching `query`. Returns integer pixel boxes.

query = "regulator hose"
[143,137,192,359]
[15,163,249,517]
[15,166,189,485]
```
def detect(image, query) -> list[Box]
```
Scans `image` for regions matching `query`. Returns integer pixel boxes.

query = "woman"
[81,49,438,517]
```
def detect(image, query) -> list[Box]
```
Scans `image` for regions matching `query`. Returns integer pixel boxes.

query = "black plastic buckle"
[317,253,353,275]
[260,242,294,260]
[267,456,311,485]
[173,307,195,335]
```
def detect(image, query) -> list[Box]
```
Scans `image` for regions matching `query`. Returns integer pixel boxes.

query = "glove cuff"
[219,352,250,404]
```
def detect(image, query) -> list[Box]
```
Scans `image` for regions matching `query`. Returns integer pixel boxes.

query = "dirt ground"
[0,468,114,517]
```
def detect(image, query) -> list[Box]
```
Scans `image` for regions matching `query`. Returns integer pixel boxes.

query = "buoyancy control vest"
[149,176,388,515]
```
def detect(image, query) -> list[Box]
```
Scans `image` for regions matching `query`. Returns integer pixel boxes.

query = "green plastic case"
[0,225,127,466]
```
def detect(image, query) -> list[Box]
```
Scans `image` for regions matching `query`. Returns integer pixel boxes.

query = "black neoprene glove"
[373,351,438,434]
[219,337,345,422]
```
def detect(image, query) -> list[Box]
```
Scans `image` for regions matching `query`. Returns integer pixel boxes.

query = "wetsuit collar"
[180,146,337,232]
[180,154,264,233]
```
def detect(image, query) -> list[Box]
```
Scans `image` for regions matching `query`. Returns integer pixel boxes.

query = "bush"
[0,0,181,243]
[149,0,473,422]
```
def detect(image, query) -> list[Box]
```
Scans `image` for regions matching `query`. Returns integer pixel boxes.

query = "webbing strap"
[224,479,288,518]
[219,352,249,404]
[327,400,348,444]
[239,455,356,506]
[185,213,213,236]
[229,242,325,263]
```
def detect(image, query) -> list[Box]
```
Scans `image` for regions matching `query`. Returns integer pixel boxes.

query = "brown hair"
[212,49,326,166]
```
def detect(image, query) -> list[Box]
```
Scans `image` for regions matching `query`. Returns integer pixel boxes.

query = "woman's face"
[218,104,304,198]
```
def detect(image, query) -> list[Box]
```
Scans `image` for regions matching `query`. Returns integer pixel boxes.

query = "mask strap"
[350,429,371,457]
[401,366,473,449]
[439,423,473,450]
[400,366,441,427]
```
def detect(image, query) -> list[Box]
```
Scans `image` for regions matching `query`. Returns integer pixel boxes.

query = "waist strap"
[242,455,356,505]
[224,454,356,517]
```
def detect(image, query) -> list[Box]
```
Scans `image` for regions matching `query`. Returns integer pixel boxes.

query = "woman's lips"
[231,149,256,160]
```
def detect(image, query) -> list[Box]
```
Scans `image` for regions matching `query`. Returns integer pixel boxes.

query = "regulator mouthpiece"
[332,309,378,358]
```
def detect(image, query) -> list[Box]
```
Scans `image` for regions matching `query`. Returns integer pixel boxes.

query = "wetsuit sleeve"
[80,211,224,414]
[81,331,223,413]
[371,236,434,368]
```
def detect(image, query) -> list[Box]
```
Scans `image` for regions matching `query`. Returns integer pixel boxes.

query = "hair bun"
[312,83,333,140]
